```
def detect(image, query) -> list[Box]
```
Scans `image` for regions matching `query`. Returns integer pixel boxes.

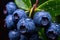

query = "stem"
[29,0,38,17]
[34,0,38,9]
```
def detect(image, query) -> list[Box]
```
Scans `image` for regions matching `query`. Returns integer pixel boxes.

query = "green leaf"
[15,0,32,10]
[31,0,48,6]
[39,28,47,40]
[38,28,48,40]
[56,15,60,24]
[37,0,60,21]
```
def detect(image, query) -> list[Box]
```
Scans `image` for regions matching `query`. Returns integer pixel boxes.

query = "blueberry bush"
[3,0,60,40]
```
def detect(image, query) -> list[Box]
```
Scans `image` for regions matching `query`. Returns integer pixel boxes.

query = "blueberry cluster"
[33,11,60,40]
[4,2,60,40]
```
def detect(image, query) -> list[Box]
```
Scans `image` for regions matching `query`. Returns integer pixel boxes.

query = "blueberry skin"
[8,30,20,40]
[20,33,39,40]
[33,11,51,27]
[17,18,39,40]
[5,15,14,30]
[58,24,60,34]
[46,23,60,39]
[20,32,39,40]
[6,2,17,14]
[30,33,39,40]
[12,9,27,23]
[17,18,36,33]
[20,35,28,40]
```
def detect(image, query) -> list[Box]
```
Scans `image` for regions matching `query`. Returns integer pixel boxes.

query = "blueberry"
[33,11,51,27]
[46,23,60,39]
[6,2,17,14]
[58,24,60,34]
[17,18,36,34]
[12,9,27,23]
[8,30,20,40]
[20,34,39,40]
[5,15,14,30]
[20,34,40,40]
[30,33,39,40]
[17,18,39,40]
[20,35,28,40]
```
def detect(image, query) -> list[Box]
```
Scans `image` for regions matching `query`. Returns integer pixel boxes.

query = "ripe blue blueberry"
[20,35,28,40]
[8,30,20,40]
[5,15,14,30]
[30,33,39,40]
[46,23,60,39]
[33,11,51,27]
[17,18,40,40]
[17,18,36,34]
[58,24,60,34]
[20,34,39,40]
[12,9,27,23]
[6,2,17,14]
